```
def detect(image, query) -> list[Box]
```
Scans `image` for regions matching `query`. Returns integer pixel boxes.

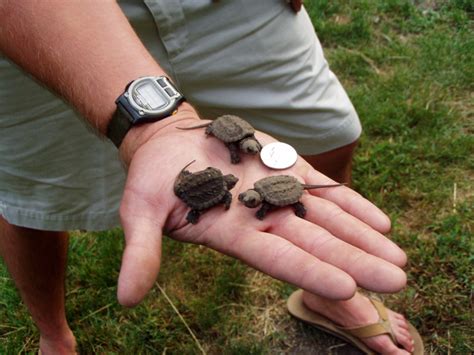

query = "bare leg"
[302,140,358,185]
[300,140,414,353]
[0,217,76,354]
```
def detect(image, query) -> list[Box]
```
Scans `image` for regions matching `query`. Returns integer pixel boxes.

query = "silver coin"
[260,142,298,170]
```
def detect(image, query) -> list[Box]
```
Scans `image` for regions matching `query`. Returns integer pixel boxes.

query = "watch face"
[131,79,167,111]
[123,76,184,122]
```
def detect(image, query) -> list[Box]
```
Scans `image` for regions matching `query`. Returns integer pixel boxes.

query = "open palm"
[116,106,407,307]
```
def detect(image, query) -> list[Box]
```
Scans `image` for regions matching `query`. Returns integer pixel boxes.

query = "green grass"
[1,1,473,353]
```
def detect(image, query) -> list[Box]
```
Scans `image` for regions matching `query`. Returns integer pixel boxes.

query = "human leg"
[0,56,124,350]
[302,140,359,185]
[298,127,417,353]
[0,217,76,354]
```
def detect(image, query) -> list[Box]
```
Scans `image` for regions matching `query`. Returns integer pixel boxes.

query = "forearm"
[0,0,166,134]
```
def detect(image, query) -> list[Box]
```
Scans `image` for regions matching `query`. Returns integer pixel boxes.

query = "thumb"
[117,193,166,307]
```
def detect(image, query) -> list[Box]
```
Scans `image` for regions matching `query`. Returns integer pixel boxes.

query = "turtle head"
[224,174,239,189]
[238,189,262,208]
[239,137,261,155]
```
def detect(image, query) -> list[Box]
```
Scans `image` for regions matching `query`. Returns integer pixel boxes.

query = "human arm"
[0,0,407,306]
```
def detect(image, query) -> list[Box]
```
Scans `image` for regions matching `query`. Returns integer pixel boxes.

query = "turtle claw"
[292,202,306,218]
[186,209,201,224]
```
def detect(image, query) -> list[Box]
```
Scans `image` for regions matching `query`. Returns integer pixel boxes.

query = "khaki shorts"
[0,0,361,231]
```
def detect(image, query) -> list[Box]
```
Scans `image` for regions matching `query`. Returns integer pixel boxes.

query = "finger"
[117,189,166,307]
[303,168,392,234]
[202,229,357,300]
[303,195,407,267]
[270,213,407,293]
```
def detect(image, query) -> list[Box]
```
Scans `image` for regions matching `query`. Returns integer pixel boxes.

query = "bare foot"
[302,291,415,354]
[39,329,77,355]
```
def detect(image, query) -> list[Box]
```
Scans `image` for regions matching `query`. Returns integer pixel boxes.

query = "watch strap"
[106,76,185,148]
[107,102,133,148]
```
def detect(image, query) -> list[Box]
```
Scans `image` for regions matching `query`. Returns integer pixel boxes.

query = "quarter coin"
[260,142,298,170]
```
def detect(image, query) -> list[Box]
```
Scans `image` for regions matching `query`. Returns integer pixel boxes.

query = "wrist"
[107,75,187,149]
[96,70,166,135]
[118,102,200,166]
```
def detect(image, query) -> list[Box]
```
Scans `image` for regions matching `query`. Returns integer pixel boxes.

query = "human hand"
[116,104,407,307]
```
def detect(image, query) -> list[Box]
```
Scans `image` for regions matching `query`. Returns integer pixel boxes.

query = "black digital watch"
[106,76,185,147]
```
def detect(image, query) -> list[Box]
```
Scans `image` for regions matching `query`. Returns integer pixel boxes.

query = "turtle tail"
[176,122,211,130]
[174,160,197,195]
[177,160,196,176]
[302,183,346,190]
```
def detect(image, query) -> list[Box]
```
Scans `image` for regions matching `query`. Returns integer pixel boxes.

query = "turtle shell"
[174,167,227,210]
[209,115,255,143]
[254,175,303,206]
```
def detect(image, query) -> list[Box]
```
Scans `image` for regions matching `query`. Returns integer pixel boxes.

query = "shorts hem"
[285,111,362,156]
[0,203,120,232]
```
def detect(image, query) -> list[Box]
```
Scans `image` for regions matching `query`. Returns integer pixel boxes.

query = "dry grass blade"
[0,326,26,338]
[77,303,113,323]
[337,46,382,74]
[452,182,457,212]
[156,282,206,355]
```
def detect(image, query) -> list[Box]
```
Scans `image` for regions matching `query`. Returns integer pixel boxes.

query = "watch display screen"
[133,81,166,110]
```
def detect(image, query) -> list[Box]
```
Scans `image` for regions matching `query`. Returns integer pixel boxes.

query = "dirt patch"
[412,0,442,11]
[241,272,366,353]
[270,314,365,354]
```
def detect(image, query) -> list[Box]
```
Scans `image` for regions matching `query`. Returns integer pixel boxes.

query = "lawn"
[1,0,472,353]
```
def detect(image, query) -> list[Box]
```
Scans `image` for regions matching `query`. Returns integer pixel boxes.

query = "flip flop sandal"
[287,289,424,355]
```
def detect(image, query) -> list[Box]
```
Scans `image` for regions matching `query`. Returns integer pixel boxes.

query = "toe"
[395,313,407,323]
[367,335,408,355]
[396,317,410,331]
[395,331,415,353]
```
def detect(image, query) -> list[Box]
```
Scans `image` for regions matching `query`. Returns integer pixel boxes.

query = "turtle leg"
[222,191,232,210]
[292,202,306,218]
[256,202,273,220]
[226,143,241,164]
[186,209,202,224]
[254,135,263,151]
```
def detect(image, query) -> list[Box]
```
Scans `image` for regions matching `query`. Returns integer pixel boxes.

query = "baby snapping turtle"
[239,175,343,220]
[174,161,239,224]
[178,115,262,164]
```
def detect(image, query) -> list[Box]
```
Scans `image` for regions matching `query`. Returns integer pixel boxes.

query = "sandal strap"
[336,298,398,344]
